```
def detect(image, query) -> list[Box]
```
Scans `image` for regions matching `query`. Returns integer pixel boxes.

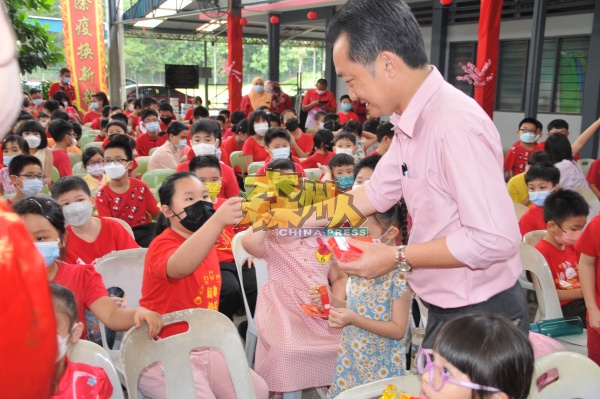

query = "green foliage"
[6,0,64,74]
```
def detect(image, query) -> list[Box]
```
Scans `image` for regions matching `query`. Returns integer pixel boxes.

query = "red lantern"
[240,17,248,26]
[269,15,279,24]
[307,11,317,20]
[440,0,452,5]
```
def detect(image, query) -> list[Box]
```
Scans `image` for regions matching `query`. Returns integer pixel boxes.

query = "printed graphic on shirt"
[556,261,581,290]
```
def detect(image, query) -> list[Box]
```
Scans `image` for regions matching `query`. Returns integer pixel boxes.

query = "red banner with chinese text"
[61,0,107,112]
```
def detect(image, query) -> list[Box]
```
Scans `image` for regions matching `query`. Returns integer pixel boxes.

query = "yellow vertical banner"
[61,0,108,112]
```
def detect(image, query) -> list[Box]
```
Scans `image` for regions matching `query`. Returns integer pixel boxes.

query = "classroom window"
[447,41,477,98]
[495,40,528,112]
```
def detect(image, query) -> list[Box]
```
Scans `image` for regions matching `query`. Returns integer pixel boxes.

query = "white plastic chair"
[514,202,529,221]
[120,308,256,399]
[68,339,125,399]
[231,230,269,368]
[523,230,546,248]
[334,375,422,399]
[247,161,265,175]
[529,351,600,399]
[103,216,135,239]
[95,248,148,385]
[574,187,600,221]
[577,158,594,177]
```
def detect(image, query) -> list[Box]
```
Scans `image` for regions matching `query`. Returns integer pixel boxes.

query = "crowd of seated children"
[177,119,240,199]
[504,117,543,181]
[256,127,306,177]
[300,129,335,169]
[1,135,29,196]
[369,122,393,157]
[337,94,360,125]
[243,110,270,168]
[189,155,258,321]
[137,172,268,398]
[16,119,54,185]
[95,141,159,247]
[545,133,588,190]
[281,109,314,158]
[507,150,552,207]
[136,109,167,157]
[519,163,560,236]
[535,189,589,322]
[7,154,44,205]
[148,121,188,171]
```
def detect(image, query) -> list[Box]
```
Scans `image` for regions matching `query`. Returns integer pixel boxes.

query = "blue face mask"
[336,175,355,191]
[18,178,44,196]
[3,155,14,166]
[520,131,537,144]
[341,103,352,112]
[63,77,71,84]
[529,190,552,207]
[89,102,99,110]
[34,240,61,267]
[253,85,264,94]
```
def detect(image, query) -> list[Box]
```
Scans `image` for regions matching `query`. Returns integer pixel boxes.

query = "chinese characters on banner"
[61,0,108,112]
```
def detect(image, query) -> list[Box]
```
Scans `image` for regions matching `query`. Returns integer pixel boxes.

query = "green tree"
[6,0,64,74]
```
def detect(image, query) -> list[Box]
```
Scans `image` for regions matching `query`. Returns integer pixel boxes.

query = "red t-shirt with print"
[574,215,600,309]
[95,178,159,228]
[242,136,269,163]
[50,357,113,399]
[504,141,539,177]
[64,217,139,265]
[140,227,221,336]
[536,239,581,305]
[176,160,240,199]
[53,263,108,338]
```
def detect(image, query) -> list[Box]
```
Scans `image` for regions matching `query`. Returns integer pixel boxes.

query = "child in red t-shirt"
[95,141,159,247]
[190,156,258,320]
[504,117,542,181]
[575,214,600,366]
[137,172,268,398]
[535,189,588,322]
[243,111,270,169]
[256,128,306,177]
[48,119,75,178]
[51,176,139,265]
[337,94,360,125]
[301,128,335,169]
[50,283,113,399]
[519,163,560,237]
[587,158,600,201]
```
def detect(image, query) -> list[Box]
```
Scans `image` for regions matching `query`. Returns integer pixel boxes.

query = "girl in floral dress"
[321,201,412,398]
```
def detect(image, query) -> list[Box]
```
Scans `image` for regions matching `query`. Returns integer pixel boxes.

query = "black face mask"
[160,117,173,126]
[23,99,30,108]
[285,118,299,132]
[171,200,215,232]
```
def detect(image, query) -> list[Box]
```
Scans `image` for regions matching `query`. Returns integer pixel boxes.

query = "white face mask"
[317,89,326,95]
[336,148,354,156]
[271,147,290,160]
[63,201,93,227]
[254,123,269,136]
[24,135,41,149]
[193,143,216,156]
[128,104,134,112]
[69,136,77,147]
[145,121,160,133]
[318,122,325,129]
[56,333,69,362]
[104,162,128,179]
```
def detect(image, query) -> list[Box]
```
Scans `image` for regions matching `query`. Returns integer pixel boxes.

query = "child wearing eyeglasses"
[416,313,534,399]
[7,154,44,204]
[1,135,29,196]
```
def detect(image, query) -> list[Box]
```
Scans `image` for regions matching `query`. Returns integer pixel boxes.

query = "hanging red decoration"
[240,17,248,26]
[440,0,452,5]
[269,15,279,24]
[307,11,317,20]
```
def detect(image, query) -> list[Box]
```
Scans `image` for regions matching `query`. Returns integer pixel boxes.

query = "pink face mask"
[555,229,583,246]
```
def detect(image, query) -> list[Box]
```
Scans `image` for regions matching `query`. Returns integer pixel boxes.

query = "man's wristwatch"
[395,245,412,272]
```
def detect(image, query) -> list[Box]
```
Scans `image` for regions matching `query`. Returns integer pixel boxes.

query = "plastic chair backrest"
[141,169,175,189]
[67,340,125,399]
[80,135,94,148]
[132,156,149,176]
[52,166,60,182]
[149,147,159,157]
[529,351,600,399]
[519,243,563,321]
[247,161,264,176]
[230,151,247,175]
[84,141,103,151]
[304,168,323,181]
[514,203,529,221]
[577,158,594,177]
[334,375,421,399]
[573,187,600,222]
[103,217,135,239]
[523,230,546,247]
[72,161,87,176]
[120,308,256,399]
[69,152,82,167]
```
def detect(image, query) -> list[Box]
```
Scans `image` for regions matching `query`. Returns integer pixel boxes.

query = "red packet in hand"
[318,285,331,316]
[328,236,372,262]
[301,304,328,318]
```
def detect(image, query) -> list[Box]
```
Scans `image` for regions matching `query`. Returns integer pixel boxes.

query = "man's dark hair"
[543,189,589,224]
[316,78,328,86]
[326,0,428,69]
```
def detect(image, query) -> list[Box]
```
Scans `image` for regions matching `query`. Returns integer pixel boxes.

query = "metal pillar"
[430,1,449,78]
[108,0,125,107]
[579,3,600,158]
[268,13,280,82]
[523,0,547,118]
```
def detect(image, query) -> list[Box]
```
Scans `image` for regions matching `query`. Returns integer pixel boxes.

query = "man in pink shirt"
[312,0,527,347]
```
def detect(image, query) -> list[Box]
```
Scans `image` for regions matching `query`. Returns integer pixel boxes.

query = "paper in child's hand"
[301,304,328,318]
